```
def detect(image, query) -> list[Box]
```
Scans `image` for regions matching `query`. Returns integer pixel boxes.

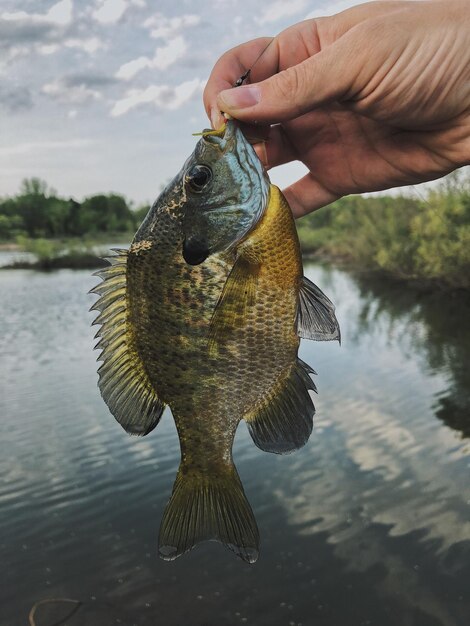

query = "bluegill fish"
[91,121,340,563]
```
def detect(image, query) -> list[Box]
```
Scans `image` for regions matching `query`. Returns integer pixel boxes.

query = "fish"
[90,120,340,564]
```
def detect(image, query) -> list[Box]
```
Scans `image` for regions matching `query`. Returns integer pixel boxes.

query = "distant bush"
[16,235,65,262]
[297,169,470,289]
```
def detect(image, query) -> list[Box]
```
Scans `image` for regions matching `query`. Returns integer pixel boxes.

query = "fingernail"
[218,86,261,110]
[210,107,223,130]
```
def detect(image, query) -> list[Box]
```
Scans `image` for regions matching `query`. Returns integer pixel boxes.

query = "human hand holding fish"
[204,0,470,217]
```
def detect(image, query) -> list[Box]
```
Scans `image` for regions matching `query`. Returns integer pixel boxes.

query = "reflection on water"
[352,276,470,440]
[0,264,469,626]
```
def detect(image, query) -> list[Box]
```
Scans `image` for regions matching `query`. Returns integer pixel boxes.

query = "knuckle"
[273,68,300,100]
[271,65,310,115]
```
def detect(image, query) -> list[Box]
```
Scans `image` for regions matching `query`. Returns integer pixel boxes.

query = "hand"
[203,0,470,216]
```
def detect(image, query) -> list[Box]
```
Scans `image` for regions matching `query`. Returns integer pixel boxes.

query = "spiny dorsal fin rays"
[297,276,341,343]
[89,272,126,295]
[90,248,165,436]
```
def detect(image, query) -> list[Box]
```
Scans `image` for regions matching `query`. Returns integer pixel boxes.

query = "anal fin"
[246,358,317,455]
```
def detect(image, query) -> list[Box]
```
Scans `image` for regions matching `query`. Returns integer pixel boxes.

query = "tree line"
[1,171,469,288]
[0,178,150,240]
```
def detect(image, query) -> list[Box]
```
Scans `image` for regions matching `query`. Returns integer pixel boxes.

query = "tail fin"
[158,463,259,564]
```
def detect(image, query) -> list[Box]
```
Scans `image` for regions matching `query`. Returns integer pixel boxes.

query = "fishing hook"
[232,38,275,88]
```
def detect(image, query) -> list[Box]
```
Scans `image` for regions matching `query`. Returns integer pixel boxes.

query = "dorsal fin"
[90,249,164,435]
[297,276,341,343]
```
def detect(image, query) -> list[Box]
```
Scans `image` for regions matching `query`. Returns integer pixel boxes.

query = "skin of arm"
[203,0,470,216]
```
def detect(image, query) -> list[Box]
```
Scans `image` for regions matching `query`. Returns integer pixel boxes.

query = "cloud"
[42,73,117,104]
[92,0,128,24]
[110,77,204,116]
[43,81,101,104]
[0,0,103,65]
[304,1,358,19]
[38,37,106,55]
[142,13,200,40]
[0,0,72,48]
[115,56,149,81]
[45,0,74,25]
[37,44,60,55]
[257,0,307,25]
[0,85,33,112]
[65,37,105,54]
[0,138,93,157]
[66,73,118,88]
[116,36,187,80]
[152,36,187,70]
[0,0,73,27]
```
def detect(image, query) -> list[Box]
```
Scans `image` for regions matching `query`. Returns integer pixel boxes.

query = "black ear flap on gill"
[297,276,341,343]
[183,236,209,265]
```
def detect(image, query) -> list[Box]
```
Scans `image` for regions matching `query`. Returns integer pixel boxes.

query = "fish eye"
[186,164,212,192]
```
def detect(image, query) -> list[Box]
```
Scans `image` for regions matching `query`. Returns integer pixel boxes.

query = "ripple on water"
[1,265,469,626]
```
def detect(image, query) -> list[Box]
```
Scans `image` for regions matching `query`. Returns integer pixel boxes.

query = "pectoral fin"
[297,276,341,343]
[208,253,259,349]
[90,249,165,435]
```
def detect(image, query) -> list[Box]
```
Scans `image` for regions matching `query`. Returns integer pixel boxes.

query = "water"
[0,264,469,626]
[0,242,127,269]
[0,248,35,268]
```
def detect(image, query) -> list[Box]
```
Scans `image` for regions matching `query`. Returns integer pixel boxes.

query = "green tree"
[80,194,134,234]
[14,178,54,237]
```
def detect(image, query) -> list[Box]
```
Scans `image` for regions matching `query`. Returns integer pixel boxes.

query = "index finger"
[203,37,277,128]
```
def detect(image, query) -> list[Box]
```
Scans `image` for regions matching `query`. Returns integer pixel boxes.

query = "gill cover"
[181,121,269,265]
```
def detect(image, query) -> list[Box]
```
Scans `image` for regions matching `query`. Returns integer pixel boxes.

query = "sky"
[0,0,390,205]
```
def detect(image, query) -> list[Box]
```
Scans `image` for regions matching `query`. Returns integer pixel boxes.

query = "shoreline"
[302,250,469,293]
[2,249,467,293]
[0,253,108,271]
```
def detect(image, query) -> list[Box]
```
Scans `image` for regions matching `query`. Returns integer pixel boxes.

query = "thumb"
[216,39,356,124]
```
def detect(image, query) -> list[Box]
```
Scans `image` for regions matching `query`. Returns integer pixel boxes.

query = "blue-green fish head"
[180,120,269,265]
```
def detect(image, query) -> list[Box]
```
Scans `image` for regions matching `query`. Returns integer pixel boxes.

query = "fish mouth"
[202,120,237,152]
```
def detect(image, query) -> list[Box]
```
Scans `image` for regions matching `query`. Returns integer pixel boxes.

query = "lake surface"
[1,263,469,626]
